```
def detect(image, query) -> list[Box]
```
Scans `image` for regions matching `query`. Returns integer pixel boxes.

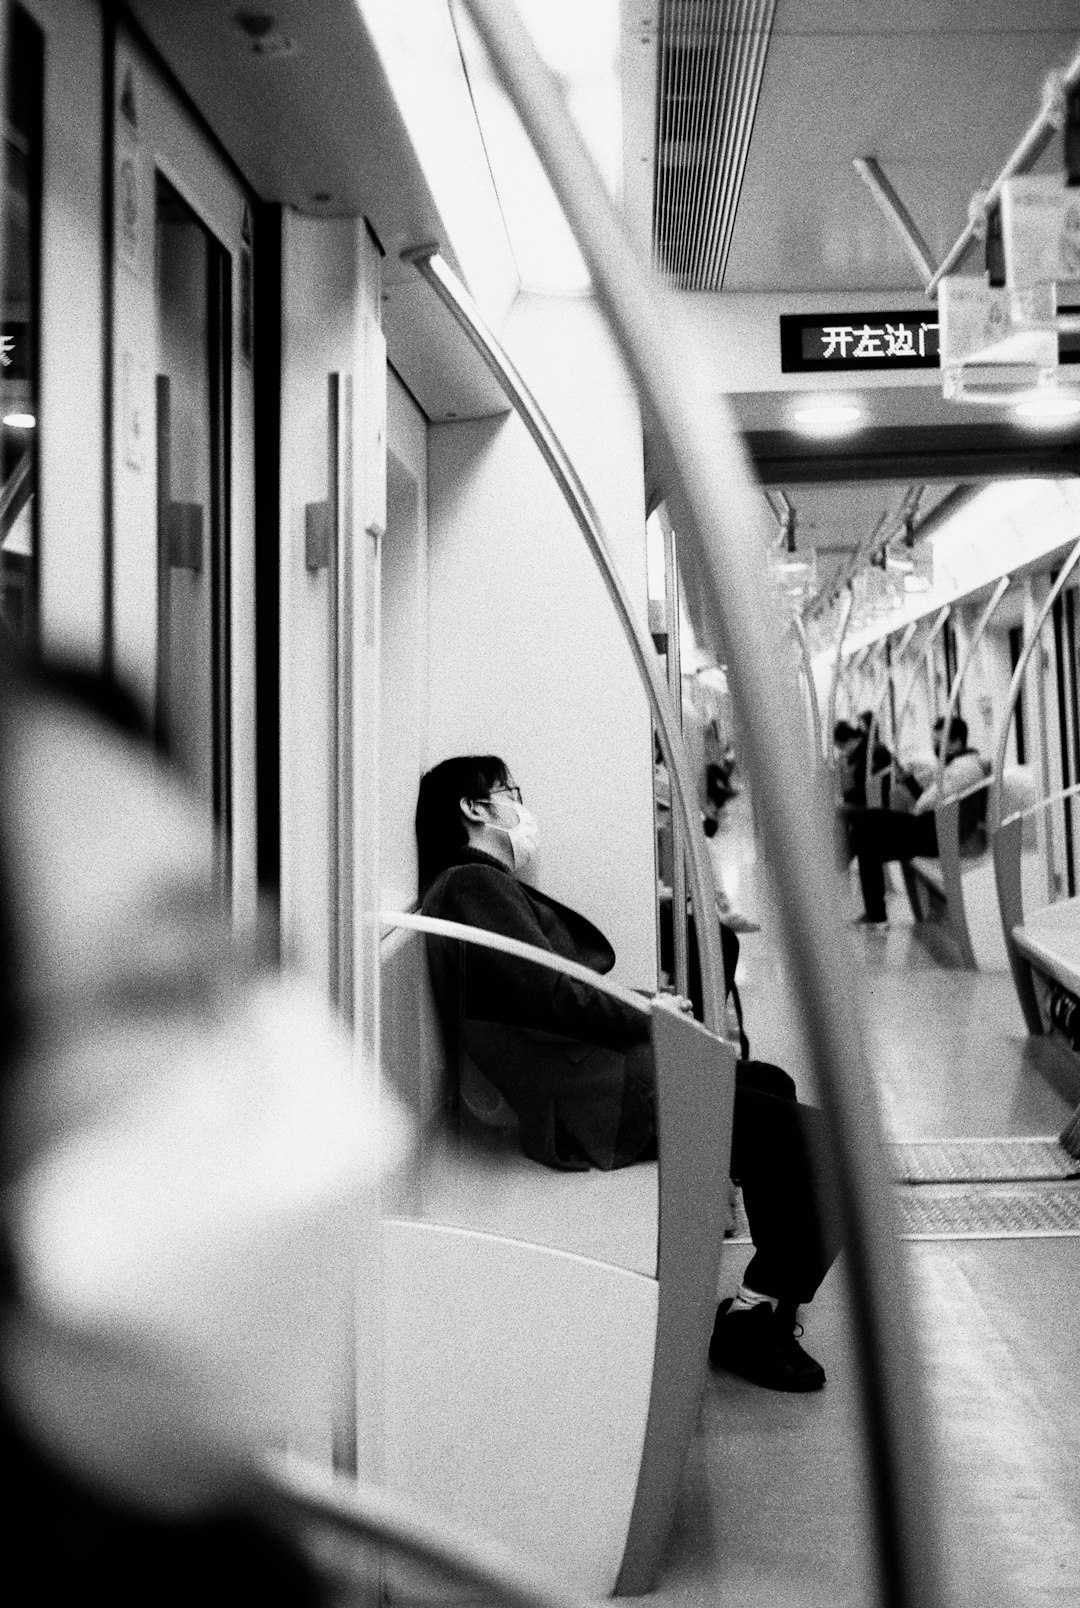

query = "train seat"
[378,922,658,1271]
[901,787,993,968]
[1011,896,1080,998]
[377,921,734,1595]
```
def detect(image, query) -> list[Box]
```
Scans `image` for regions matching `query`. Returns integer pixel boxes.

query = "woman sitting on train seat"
[844,714,990,929]
[416,755,841,1394]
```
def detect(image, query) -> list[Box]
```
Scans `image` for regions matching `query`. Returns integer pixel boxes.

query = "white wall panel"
[425,294,655,988]
[27,0,104,663]
[380,371,428,909]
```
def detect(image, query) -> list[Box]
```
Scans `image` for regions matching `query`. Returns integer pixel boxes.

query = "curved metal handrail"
[823,584,854,756]
[403,247,724,1039]
[891,605,950,770]
[990,536,1080,835]
[934,575,1011,798]
[373,909,652,1015]
[945,773,993,808]
[926,42,1080,294]
[1001,777,1080,830]
[262,1454,589,1608]
[791,613,823,762]
[461,6,946,1608]
[864,622,918,800]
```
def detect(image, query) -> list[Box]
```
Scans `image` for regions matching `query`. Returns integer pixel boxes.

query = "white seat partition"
[378,917,736,1597]
[901,783,991,969]
[990,535,1080,1046]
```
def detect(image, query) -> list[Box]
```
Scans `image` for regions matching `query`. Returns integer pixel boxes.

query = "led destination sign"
[780,308,1080,373]
[780,312,939,372]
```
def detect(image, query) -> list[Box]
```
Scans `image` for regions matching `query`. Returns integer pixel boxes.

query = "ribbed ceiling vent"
[653,0,777,289]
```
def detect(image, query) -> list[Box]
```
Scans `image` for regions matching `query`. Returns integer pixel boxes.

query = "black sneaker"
[708,1298,826,1392]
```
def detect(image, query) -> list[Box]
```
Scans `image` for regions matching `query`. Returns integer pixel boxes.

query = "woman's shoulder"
[422,857,522,915]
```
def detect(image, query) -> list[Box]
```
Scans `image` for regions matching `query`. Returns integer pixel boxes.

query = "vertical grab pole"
[876,619,918,794]
[325,375,341,1011]
[892,605,949,766]
[660,508,690,1001]
[824,584,854,763]
[935,575,1011,797]
[791,613,822,765]
[989,540,1080,834]
[459,6,947,1606]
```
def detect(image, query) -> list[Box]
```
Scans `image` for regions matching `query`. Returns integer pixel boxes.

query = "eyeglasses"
[488,784,523,805]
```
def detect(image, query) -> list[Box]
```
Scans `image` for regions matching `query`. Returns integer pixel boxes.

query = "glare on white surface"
[451,0,623,294]
[513,0,620,80]
[1013,392,1080,425]
[466,80,593,294]
[357,0,519,321]
[822,479,1080,664]
[790,402,863,434]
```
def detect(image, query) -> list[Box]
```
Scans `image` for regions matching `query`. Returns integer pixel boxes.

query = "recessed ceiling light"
[1013,392,1080,426]
[3,412,35,428]
[791,402,863,435]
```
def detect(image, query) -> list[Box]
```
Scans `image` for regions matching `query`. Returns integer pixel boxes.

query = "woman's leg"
[850,809,938,921]
[729,1063,841,1307]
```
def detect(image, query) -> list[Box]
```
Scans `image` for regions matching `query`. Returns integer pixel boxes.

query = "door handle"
[305,375,338,572]
[157,376,204,571]
[304,375,354,1025]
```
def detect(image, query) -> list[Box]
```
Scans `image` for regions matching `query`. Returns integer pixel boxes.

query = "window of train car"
[0,6,42,646]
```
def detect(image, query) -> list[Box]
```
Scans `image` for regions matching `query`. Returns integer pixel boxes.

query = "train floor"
[654,795,1080,1608]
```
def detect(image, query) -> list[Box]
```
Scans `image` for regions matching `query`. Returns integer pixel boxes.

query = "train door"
[110,30,256,924]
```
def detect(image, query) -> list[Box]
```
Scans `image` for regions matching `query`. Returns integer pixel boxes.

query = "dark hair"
[932,714,968,748]
[416,755,511,896]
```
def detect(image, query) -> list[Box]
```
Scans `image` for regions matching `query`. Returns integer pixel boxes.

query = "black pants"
[731,1059,840,1306]
[618,1051,840,1308]
[844,806,937,921]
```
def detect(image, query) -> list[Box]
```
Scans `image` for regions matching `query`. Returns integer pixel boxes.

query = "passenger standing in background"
[416,756,841,1393]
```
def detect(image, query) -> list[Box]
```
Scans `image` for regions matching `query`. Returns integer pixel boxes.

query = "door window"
[1,7,43,644]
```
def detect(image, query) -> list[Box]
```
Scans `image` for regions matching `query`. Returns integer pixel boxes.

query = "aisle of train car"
[649,796,1080,1608]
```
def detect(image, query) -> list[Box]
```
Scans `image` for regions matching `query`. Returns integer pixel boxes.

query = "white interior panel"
[425,293,656,989]
[30,0,105,664]
[382,1218,658,1596]
[404,1144,658,1278]
[380,372,428,909]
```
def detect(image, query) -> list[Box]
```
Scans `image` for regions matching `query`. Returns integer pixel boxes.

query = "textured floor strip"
[890,1136,1080,1184]
[896,1183,1080,1239]
[724,1182,1080,1244]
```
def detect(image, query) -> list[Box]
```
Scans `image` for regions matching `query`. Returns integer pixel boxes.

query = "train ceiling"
[132,1,1079,615]
[630,0,1080,615]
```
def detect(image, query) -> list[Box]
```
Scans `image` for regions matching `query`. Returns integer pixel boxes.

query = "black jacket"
[421,849,654,1170]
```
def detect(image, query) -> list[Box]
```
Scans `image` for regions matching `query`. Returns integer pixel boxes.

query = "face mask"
[491,800,540,877]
